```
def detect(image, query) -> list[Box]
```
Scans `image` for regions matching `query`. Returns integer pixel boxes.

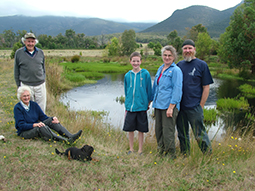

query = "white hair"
[21,37,39,45]
[17,86,32,101]
[161,45,178,62]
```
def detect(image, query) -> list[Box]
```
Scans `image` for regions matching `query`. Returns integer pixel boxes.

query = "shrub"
[10,42,23,59]
[216,97,249,111]
[71,55,80,63]
[239,84,255,99]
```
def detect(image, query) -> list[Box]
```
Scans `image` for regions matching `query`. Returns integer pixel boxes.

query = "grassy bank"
[1,56,255,190]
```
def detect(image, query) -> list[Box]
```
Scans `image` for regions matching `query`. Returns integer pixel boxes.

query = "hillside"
[141,3,241,37]
[0,2,242,38]
[0,15,155,36]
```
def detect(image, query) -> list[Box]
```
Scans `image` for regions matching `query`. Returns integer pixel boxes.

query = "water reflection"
[60,74,224,140]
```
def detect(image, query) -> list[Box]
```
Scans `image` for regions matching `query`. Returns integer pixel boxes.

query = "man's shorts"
[123,111,149,133]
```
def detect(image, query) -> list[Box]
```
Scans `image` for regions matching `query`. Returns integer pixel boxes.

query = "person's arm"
[166,103,176,117]
[146,72,152,110]
[14,106,34,131]
[14,51,20,87]
[200,85,210,109]
[168,67,183,117]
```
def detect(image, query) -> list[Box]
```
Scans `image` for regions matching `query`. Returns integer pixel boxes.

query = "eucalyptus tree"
[121,29,137,56]
[218,0,255,74]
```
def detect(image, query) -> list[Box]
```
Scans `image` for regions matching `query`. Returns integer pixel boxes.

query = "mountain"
[0,15,156,36]
[0,3,242,38]
[141,3,242,37]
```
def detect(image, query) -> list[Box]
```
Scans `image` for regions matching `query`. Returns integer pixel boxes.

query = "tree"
[16,30,27,42]
[218,0,255,74]
[106,37,121,56]
[3,29,16,48]
[185,24,208,42]
[167,30,178,42]
[148,42,155,49]
[65,29,76,48]
[153,42,162,56]
[121,29,137,56]
[196,32,212,60]
[167,30,183,54]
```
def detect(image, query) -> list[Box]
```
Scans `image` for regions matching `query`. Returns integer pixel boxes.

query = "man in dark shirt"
[177,39,213,156]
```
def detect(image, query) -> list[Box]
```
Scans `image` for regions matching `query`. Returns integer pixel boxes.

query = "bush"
[216,97,249,111]
[239,84,255,99]
[71,55,80,63]
[10,42,23,59]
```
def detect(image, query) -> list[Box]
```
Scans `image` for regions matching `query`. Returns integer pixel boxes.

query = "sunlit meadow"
[0,51,255,190]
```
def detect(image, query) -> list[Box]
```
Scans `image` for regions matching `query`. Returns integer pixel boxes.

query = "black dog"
[55,144,94,162]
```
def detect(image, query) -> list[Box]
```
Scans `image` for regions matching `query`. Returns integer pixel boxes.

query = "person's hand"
[166,108,173,118]
[52,116,59,124]
[147,101,152,111]
[33,122,45,128]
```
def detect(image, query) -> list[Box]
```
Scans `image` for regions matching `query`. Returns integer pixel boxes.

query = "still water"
[60,74,225,140]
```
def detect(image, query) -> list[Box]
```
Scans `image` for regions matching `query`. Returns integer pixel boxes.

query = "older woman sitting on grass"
[14,85,82,144]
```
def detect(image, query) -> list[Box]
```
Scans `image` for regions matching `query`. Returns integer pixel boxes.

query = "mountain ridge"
[0,3,242,38]
[141,4,241,37]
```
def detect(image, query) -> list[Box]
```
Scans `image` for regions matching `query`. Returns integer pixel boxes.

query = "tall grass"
[0,56,255,190]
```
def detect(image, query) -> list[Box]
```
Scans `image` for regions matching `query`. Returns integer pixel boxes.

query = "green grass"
[203,108,218,126]
[1,55,255,190]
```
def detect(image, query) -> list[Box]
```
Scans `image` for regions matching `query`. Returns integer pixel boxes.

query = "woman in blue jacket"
[14,85,82,144]
[151,45,183,159]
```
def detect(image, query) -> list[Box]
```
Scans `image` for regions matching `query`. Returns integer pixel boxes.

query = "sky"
[0,0,242,22]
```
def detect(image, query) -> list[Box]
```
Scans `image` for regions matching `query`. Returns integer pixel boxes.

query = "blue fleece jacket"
[14,101,49,135]
[124,69,152,112]
[151,63,183,110]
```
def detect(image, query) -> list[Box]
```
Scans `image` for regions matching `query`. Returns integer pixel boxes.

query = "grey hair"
[17,86,32,101]
[161,45,178,62]
[21,37,39,45]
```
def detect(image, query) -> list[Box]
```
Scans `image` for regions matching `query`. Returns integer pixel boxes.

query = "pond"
[60,73,249,141]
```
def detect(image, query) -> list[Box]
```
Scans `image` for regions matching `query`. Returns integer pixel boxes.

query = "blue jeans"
[176,105,212,155]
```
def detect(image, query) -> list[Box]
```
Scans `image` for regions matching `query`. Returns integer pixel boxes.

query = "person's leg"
[138,131,144,154]
[136,111,148,154]
[177,110,190,155]
[154,109,164,155]
[38,125,68,143]
[129,131,134,152]
[33,82,47,113]
[187,105,212,154]
[162,107,178,158]
[19,127,40,139]
[123,111,136,154]
[43,118,82,143]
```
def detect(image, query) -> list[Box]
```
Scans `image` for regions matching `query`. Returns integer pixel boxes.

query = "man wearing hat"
[14,32,46,113]
[176,39,213,156]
